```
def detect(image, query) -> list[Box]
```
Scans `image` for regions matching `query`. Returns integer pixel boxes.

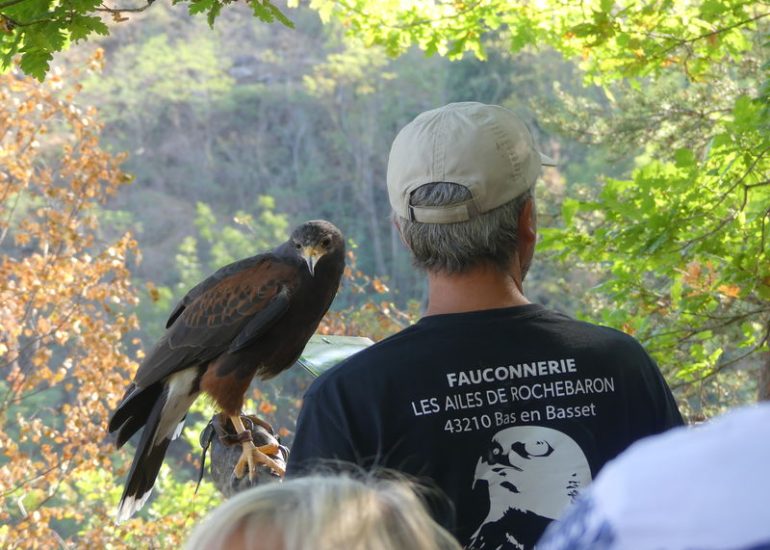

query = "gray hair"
[184,474,461,550]
[396,183,533,274]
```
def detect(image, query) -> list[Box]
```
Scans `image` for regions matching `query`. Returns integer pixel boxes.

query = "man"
[287,102,683,549]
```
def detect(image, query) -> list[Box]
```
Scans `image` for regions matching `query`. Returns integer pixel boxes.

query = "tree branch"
[95,0,153,14]
[714,146,770,205]
[677,147,770,252]
[7,15,53,27]
[335,0,484,31]
[0,0,27,11]
[647,308,770,342]
[670,321,770,390]
[0,460,66,499]
[651,12,770,59]
[746,179,770,189]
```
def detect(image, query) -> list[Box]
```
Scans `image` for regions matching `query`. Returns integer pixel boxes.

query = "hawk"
[108,220,345,522]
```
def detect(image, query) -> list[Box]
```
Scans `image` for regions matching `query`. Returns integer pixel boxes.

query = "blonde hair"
[185,474,461,550]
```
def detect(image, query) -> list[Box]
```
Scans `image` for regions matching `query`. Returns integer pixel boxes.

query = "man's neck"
[424,264,530,316]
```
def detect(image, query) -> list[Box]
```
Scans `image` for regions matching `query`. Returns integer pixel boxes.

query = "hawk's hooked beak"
[301,246,322,277]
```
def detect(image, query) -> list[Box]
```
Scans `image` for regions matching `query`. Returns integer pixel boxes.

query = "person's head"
[184,474,462,550]
[387,102,554,278]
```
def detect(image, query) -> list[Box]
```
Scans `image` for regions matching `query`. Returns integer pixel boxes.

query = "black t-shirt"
[287,304,683,549]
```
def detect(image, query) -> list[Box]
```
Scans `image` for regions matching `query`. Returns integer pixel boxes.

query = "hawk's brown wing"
[131,255,301,389]
[165,255,264,329]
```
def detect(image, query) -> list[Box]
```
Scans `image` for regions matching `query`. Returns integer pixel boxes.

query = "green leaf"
[0,35,21,71]
[23,21,67,52]
[19,48,53,81]
[248,0,293,26]
[537,227,568,252]
[699,0,725,21]
[674,148,695,167]
[70,0,102,12]
[757,274,770,300]
[643,232,669,253]
[570,22,598,38]
[670,278,683,309]
[2,0,51,22]
[207,1,222,27]
[733,95,757,128]
[68,14,109,42]
[446,36,467,59]
[561,197,580,225]
[266,1,294,28]
[509,21,537,51]
[188,0,215,15]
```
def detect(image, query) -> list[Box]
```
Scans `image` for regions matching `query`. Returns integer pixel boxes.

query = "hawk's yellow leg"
[230,415,285,480]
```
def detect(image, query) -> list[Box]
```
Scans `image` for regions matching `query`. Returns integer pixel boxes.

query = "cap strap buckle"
[408,199,479,224]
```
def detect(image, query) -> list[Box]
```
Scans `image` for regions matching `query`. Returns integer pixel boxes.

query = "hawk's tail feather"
[109,383,163,449]
[115,386,170,524]
[114,368,200,523]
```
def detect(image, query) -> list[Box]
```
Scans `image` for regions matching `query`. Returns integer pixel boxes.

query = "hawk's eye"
[294,242,302,250]
[321,237,331,248]
[511,440,555,459]
[487,441,506,465]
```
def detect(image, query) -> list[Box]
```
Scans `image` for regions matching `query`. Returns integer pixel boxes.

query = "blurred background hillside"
[75,3,600,314]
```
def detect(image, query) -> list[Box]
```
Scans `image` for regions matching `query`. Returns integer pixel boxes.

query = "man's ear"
[518,198,537,245]
[515,198,537,283]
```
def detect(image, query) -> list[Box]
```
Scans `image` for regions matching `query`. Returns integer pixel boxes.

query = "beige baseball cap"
[387,102,555,224]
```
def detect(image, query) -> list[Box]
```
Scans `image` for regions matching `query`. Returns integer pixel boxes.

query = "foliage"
[0,67,139,545]
[0,65,233,549]
[73,465,221,549]
[192,197,290,270]
[542,90,769,413]
[306,0,767,84]
[0,0,292,80]
[533,15,770,411]
[85,33,235,113]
